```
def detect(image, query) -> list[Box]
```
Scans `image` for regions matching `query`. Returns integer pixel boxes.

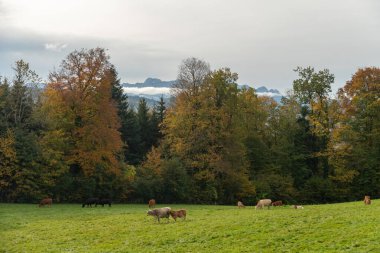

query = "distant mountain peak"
[144,78,163,85]
[268,88,280,94]
[123,78,175,88]
[123,78,284,106]
[255,86,268,93]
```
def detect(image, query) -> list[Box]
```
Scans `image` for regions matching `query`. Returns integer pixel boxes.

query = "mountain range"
[122,78,283,108]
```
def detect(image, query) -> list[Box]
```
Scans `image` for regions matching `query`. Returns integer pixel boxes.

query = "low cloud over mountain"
[123,78,283,108]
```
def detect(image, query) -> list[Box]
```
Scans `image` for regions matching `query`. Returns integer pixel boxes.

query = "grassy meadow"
[0,201,379,253]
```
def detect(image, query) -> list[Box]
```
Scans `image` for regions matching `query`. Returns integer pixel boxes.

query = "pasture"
[0,201,379,252]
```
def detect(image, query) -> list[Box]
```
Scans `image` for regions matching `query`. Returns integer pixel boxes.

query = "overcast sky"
[0,0,379,93]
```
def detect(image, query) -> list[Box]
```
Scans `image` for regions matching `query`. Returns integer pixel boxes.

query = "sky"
[0,0,379,93]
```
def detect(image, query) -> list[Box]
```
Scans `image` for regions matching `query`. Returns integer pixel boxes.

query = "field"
[0,201,379,253]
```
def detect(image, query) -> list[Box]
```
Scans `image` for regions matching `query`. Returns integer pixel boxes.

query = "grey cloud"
[0,0,380,93]
[44,43,68,52]
[0,27,181,83]
[0,1,5,14]
[0,28,70,80]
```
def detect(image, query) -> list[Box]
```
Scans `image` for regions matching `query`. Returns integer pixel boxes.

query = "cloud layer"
[123,87,171,95]
[44,43,68,52]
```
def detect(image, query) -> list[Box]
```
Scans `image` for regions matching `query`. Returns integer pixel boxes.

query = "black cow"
[96,199,112,207]
[82,198,99,208]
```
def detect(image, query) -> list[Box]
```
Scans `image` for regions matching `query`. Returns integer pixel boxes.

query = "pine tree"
[107,67,142,165]
[151,96,166,146]
[136,98,152,161]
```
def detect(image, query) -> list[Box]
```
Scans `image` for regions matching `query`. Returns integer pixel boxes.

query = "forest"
[0,48,379,204]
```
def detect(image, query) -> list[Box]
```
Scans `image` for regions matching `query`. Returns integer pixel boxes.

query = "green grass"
[0,201,379,252]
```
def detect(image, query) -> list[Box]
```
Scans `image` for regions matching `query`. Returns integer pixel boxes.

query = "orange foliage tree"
[43,48,123,176]
[0,130,17,201]
[330,67,380,196]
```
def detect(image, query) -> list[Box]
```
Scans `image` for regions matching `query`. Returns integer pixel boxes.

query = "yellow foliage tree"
[43,48,123,176]
[0,130,17,201]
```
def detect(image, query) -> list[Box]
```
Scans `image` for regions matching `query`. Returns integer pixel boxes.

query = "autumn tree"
[2,52,379,204]
[132,146,164,201]
[0,130,17,201]
[172,57,210,98]
[162,61,255,203]
[44,48,123,177]
[234,88,298,202]
[331,67,380,198]
[293,67,334,174]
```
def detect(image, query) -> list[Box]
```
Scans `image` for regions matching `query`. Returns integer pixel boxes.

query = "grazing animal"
[293,205,304,209]
[170,209,187,221]
[272,200,283,206]
[364,196,371,205]
[96,199,112,207]
[148,199,156,209]
[82,198,99,208]
[147,207,171,223]
[255,199,272,209]
[39,198,52,207]
[237,201,245,208]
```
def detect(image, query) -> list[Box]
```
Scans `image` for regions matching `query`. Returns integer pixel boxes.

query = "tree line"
[0,48,379,204]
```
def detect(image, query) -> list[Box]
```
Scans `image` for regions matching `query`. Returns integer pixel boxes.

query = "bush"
[301,177,337,203]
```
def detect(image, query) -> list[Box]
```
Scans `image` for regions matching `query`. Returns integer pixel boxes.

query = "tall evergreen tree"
[0,60,45,202]
[151,96,166,146]
[0,78,10,134]
[137,98,152,161]
[109,67,141,165]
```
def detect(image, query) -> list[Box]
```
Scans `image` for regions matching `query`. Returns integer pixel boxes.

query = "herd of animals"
[146,199,187,222]
[37,195,373,223]
[238,199,304,210]
[38,197,112,208]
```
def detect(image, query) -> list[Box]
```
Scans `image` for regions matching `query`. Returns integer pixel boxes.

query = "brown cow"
[39,198,52,207]
[237,201,245,208]
[272,200,283,206]
[148,199,156,209]
[364,196,371,205]
[170,209,187,221]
